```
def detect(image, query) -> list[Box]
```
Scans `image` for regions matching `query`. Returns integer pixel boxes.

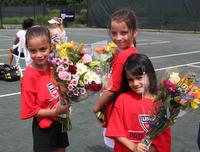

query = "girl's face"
[27,36,51,70]
[110,21,137,50]
[126,71,150,96]
[50,23,58,28]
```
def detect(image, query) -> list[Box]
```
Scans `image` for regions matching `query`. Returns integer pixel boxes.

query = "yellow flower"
[169,72,180,84]
[191,98,200,109]
[62,41,75,49]
[56,44,62,51]
[107,42,117,54]
[58,48,67,57]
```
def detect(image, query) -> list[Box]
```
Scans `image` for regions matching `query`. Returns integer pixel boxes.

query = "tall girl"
[106,54,171,152]
[20,26,70,152]
[93,9,138,147]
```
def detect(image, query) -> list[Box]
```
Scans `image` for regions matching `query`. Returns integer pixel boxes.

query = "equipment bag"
[0,63,21,81]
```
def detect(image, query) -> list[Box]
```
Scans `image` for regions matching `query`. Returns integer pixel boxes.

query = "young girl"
[106,54,171,152]
[20,26,70,152]
[93,9,138,148]
[7,18,34,65]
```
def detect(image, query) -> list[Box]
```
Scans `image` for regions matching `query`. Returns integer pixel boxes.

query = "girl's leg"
[53,148,66,152]
[7,48,14,65]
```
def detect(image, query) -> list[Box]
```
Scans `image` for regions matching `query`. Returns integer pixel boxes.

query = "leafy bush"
[75,9,87,24]
[3,17,25,24]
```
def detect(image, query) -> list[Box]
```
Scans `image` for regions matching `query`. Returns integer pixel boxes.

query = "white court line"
[0,49,7,51]
[1,56,200,98]
[155,61,200,71]
[187,64,200,68]
[1,61,200,98]
[0,92,20,98]
[0,54,7,57]
[150,50,200,59]
[137,41,171,46]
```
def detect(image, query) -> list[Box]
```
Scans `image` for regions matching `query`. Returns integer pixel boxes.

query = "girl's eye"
[111,32,117,37]
[135,76,143,80]
[29,49,36,53]
[121,31,129,36]
[40,47,48,52]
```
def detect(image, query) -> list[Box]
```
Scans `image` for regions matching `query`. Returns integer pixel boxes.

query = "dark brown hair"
[108,9,137,31]
[121,54,157,95]
[25,26,51,48]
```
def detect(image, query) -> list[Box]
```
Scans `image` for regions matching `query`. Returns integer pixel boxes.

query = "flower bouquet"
[49,41,103,132]
[91,41,118,123]
[92,41,117,62]
[143,70,200,149]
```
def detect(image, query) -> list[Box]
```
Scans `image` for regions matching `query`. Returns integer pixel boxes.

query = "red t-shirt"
[104,47,138,127]
[20,65,59,128]
[106,92,171,152]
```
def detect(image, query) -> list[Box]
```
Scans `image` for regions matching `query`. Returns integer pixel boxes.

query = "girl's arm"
[36,102,70,118]
[117,137,147,152]
[93,90,117,113]
[14,37,19,45]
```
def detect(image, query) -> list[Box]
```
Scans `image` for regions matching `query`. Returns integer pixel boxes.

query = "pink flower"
[55,58,61,65]
[164,79,177,92]
[68,84,74,91]
[71,78,78,86]
[79,88,86,95]
[58,71,71,81]
[81,54,92,63]
[56,65,64,73]
[73,89,79,96]
[62,57,69,64]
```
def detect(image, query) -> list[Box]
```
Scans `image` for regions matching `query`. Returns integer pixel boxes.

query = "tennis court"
[0,28,200,152]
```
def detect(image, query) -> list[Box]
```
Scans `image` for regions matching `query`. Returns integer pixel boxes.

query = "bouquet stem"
[143,136,152,150]
[60,111,72,132]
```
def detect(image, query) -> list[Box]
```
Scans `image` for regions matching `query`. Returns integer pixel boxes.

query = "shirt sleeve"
[20,90,41,120]
[20,74,41,120]
[106,96,126,138]
[107,63,124,92]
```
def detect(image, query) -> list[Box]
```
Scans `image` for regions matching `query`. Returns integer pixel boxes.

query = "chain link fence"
[87,0,200,31]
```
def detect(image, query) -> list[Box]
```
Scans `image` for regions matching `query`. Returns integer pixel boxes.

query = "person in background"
[93,9,138,148]
[48,17,66,41]
[20,26,70,152]
[7,18,34,65]
[106,54,171,152]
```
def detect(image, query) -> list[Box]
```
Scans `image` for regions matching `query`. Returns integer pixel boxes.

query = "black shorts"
[12,47,24,57]
[32,118,69,152]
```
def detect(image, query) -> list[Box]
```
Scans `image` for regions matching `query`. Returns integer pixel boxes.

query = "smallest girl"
[20,26,70,152]
[106,54,171,152]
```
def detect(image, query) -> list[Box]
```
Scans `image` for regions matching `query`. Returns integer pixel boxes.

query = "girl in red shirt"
[93,8,138,148]
[20,26,70,152]
[106,54,171,152]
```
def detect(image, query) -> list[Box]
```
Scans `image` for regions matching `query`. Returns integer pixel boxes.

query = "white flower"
[84,71,101,84]
[169,72,180,84]
[76,63,88,75]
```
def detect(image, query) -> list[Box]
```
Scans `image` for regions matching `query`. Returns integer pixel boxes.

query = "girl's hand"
[54,102,70,115]
[134,143,147,152]
[148,145,157,152]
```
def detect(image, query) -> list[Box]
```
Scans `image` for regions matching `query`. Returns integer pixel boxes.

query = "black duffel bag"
[0,63,21,81]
